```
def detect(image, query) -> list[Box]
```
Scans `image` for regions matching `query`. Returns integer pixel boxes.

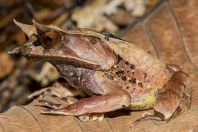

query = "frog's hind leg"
[153,71,191,121]
[41,89,131,116]
[133,71,191,124]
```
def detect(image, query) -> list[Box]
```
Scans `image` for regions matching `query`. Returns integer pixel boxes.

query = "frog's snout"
[8,46,25,55]
[8,42,32,56]
[8,33,38,56]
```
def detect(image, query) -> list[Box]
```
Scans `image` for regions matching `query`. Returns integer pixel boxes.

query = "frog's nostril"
[33,40,41,46]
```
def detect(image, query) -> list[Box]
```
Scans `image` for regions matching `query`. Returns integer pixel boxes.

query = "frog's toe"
[41,107,77,115]
[28,88,50,99]
[78,115,90,122]
[37,100,61,109]
[41,108,66,115]
[78,113,104,122]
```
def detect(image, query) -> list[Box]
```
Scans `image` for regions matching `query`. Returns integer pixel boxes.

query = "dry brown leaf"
[72,0,118,33]
[72,0,147,33]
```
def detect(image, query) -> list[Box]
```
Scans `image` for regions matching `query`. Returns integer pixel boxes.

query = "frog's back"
[60,27,172,110]
[68,28,173,110]
[60,28,173,110]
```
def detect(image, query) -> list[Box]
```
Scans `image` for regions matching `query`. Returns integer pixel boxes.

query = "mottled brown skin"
[9,20,191,121]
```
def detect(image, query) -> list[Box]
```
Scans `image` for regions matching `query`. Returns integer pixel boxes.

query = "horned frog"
[9,20,191,123]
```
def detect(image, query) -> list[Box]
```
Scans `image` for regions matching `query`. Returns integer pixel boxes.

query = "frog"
[9,20,191,122]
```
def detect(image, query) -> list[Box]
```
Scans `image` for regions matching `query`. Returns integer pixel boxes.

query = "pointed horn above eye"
[13,19,37,37]
[32,19,64,34]
[32,19,49,34]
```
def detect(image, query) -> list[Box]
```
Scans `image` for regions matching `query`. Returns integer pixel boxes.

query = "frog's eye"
[40,31,61,48]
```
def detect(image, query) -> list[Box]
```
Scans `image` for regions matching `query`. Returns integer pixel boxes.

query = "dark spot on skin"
[60,97,68,101]
[129,78,136,83]
[69,20,77,27]
[66,26,73,30]
[105,73,114,80]
[121,76,127,81]
[46,89,51,92]
[143,73,147,79]
[138,83,143,88]
[63,36,69,43]
[130,64,135,69]
[115,70,124,76]
[126,86,129,89]
[89,36,98,45]
[157,89,166,95]
[132,72,134,75]
[109,76,114,80]
[117,3,126,10]
[125,61,129,65]
[147,51,151,54]
[104,36,109,41]
[33,39,40,46]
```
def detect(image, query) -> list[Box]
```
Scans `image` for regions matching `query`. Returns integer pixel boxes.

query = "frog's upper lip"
[9,49,102,69]
[8,43,100,67]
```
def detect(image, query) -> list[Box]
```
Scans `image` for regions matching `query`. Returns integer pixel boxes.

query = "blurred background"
[0,0,159,112]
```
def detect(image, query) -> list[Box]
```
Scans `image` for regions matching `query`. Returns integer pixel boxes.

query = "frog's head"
[9,20,117,70]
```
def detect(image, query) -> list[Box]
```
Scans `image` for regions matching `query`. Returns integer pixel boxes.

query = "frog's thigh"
[154,71,191,120]
[42,90,131,115]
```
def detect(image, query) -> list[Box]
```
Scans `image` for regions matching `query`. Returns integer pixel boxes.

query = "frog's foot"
[33,88,66,108]
[37,100,62,109]
[78,113,104,122]
[36,95,78,110]
[28,88,54,99]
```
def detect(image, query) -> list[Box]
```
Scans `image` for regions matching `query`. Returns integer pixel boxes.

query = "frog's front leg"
[41,88,131,116]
